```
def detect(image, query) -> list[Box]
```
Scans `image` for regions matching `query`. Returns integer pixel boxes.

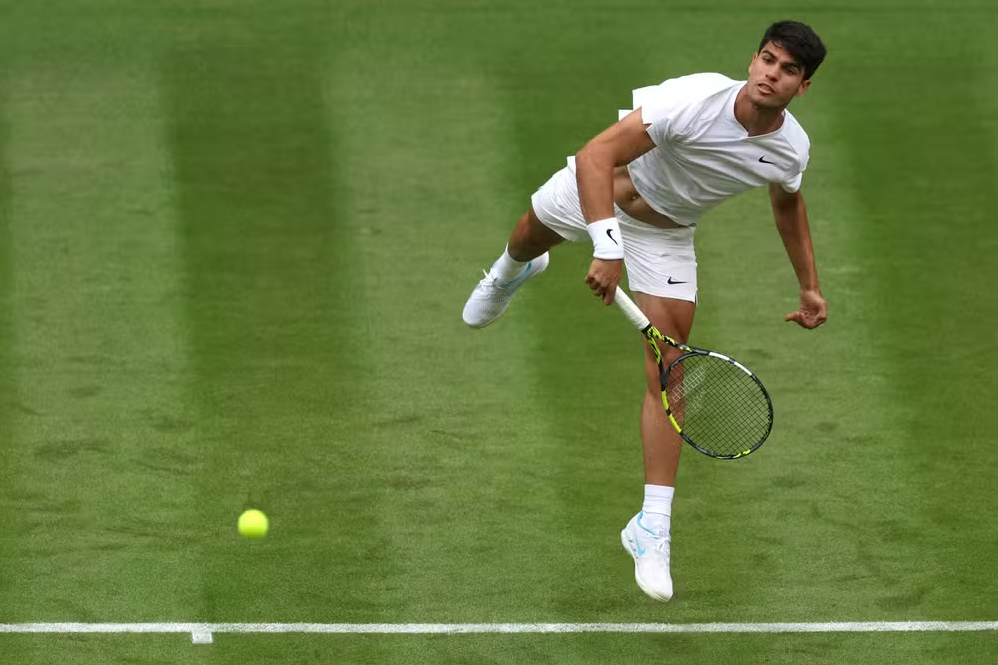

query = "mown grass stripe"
[822,19,998,618]
[330,40,572,621]
[1,65,203,628]
[0,65,17,630]
[162,23,385,623]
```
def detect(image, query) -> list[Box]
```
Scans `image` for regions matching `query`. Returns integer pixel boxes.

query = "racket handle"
[613,286,651,330]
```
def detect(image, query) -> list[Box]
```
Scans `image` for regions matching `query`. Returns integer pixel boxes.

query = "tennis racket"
[613,286,773,459]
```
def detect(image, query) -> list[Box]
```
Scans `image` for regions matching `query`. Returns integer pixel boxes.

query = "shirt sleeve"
[632,73,736,147]
[783,147,810,192]
[619,86,669,122]
[636,79,687,146]
[781,173,803,194]
[780,126,810,193]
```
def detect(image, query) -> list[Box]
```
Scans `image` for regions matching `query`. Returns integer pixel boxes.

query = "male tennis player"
[462,21,827,602]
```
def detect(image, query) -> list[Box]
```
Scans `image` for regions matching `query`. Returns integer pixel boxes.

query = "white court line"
[1,622,997,644]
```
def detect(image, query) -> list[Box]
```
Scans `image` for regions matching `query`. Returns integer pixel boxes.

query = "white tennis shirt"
[572,73,810,228]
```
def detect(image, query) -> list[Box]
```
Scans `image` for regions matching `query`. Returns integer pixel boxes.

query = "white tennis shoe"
[621,511,674,602]
[462,252,549,328]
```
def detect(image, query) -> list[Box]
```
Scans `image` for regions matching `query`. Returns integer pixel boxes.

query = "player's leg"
[463,166,584,328]
[635,292,696,490]
[461,207,561,328]
[619,293,694,603]
[507,207,564,262]
[491,206,564,280]
[616,212,697,603]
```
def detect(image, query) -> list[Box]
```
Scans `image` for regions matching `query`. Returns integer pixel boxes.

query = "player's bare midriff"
[612,166,683,229]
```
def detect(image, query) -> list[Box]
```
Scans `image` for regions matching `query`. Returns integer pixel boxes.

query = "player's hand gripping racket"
[613,286,773,459]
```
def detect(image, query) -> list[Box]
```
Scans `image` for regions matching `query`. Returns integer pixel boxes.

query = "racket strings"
[666,354,772,457]
[677,382,769,448]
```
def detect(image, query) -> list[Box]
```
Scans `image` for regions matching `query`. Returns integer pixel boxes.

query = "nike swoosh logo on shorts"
[667,277,687,285]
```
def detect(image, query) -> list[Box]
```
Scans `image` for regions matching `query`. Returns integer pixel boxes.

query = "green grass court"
[1,1,997,662]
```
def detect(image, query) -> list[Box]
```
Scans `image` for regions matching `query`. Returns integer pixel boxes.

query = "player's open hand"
[585,258,623,305]
[785,288,827,329]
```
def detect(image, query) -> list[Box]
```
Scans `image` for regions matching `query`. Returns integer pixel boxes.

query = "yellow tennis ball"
[238,509,269,539]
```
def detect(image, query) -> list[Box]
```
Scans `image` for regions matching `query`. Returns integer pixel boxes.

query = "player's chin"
[752,93,787,109]
[750,88,789,108]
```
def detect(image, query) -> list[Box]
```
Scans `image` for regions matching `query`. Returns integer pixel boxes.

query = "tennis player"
[463,21,828,602]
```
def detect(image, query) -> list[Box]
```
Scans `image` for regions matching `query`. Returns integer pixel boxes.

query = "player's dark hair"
[759,21,826,80]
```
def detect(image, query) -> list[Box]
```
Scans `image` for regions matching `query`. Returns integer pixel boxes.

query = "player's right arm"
[575,109,657,305]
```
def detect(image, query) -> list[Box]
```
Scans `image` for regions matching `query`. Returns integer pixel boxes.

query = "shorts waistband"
[613,204,696,238]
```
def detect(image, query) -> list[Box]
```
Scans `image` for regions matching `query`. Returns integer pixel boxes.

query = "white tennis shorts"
[530,165,698,302]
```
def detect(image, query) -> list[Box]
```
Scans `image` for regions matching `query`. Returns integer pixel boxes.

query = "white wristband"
[587,217,624,260]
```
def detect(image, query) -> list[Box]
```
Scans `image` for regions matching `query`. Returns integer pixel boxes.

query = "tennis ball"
[238,509,269,539]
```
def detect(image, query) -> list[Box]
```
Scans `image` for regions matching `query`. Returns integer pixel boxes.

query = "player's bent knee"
[643,343,681,393]
[508,210,562,261]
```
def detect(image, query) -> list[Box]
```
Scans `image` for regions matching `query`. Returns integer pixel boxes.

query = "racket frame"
[613,286,774,459]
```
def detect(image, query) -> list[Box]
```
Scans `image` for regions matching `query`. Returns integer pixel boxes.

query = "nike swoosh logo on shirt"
[758,156,777,165]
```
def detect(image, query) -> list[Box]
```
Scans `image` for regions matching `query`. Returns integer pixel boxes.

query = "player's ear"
[749,52,758,74]
[796,79,812,97]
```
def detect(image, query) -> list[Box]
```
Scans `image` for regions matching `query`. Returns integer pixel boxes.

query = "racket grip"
[613,286,651,330]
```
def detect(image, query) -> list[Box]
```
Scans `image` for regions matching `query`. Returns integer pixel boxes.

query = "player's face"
[747,42,811,108]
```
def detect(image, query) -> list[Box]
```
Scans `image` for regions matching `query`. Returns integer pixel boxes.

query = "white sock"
[641,484,674,533]
[491,245,528,282]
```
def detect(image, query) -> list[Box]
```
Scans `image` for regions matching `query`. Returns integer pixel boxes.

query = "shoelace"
[642,531,671,568]
[654,534,671,566]
[474,269,497,289]
[478,266,529,291]
[478,269,516,291]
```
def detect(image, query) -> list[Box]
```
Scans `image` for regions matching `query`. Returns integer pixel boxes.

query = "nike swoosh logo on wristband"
[606,229,619,246]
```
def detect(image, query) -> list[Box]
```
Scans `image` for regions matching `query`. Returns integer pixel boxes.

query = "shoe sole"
[621,527,673,603]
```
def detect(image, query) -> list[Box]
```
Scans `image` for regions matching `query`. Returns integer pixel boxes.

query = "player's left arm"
[769,183,827,329]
